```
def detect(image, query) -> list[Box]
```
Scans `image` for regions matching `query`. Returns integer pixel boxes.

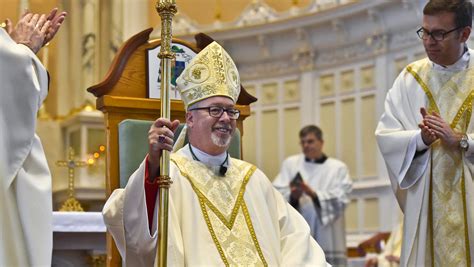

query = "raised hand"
[5,8,66,53]
[43,8,67,45]
[7,12,50,53]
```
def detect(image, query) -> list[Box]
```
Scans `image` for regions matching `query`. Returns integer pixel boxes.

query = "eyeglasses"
[189,106,240,120]
[416,26,463,41]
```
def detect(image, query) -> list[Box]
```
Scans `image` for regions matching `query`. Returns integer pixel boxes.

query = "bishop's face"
[186,96,237,155]
[300,133,323,160]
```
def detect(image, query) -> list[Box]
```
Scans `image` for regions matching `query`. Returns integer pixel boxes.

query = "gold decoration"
[156,0,177,60]
[56,147,88,212]
[407,60,473,266]
[156,0,177,266]
[176,41,241,109]
[170,154,268,266]
[59,197,84,212]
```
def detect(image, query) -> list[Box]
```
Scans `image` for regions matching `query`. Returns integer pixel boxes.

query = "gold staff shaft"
[156,0,177,266]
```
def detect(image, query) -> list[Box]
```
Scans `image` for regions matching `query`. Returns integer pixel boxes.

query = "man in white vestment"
[273,125,353,266]
[375,0,474,266]
[103,41,329,266]
[0,9,66,266]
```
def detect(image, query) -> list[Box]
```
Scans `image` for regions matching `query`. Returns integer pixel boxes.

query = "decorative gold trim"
[429,151,434,267]
[451,92,474,129]
[405,66,440,114]
[198,165,254,229]
[461,169,472,267]
[408,65,473,266]
[59,196,84,212]
[171,157,268,265]
[172,157,255,229]
[242,202,269,267]
[406,65,474,128]
[199,198,230,266]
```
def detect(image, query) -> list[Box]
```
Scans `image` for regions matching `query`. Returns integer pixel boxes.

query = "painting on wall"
[147,42,197,99]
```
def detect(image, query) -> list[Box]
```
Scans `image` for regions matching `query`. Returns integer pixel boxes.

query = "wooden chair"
[356,232,391,257]
[88,29,255,267]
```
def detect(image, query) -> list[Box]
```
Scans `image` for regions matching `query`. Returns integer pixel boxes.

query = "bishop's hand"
[147,118,180,178]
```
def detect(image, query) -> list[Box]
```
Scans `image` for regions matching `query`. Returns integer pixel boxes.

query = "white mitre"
[176,41,241,110]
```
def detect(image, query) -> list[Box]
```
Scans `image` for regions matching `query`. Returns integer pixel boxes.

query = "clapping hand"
[422,108,462,150]
[43,8,67,45]
[6,12,50,53]
[5,8,66,54]
[419,107,438,146]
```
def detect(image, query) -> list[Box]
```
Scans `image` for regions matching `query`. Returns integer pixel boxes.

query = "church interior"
[1,0,457,266]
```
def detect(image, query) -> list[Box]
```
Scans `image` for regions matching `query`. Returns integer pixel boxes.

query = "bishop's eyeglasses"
[189,106,241,120]
[416,26,463,41]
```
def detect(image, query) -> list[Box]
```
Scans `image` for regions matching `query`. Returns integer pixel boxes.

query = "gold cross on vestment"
[56,147,88,212]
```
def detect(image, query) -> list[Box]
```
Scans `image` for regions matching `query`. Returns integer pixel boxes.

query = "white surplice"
[0,29,52,266]
[103,145,329,266]
[273,154,352,266]
[375,50,474,266]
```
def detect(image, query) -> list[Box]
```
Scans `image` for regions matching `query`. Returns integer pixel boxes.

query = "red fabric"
[144,155,159,232]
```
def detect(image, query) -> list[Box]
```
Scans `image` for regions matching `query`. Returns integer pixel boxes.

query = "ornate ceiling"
[148,0,355,35]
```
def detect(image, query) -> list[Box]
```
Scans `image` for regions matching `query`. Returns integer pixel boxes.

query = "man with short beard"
[103,41,329,266]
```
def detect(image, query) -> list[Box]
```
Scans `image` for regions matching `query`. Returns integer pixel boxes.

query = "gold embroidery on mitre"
[176,41,241,109]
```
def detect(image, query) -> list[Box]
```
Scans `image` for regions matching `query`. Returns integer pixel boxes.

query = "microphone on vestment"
[219,152,229,176]
[219,165,228,176]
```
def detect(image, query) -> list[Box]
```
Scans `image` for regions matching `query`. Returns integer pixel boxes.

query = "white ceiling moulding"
[150,1,423,80]
[152,0,369,39]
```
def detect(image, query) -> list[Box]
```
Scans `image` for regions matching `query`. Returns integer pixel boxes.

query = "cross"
[56,147,88,212]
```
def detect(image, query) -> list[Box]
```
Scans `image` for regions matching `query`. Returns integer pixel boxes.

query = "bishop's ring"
[158,135,166,144]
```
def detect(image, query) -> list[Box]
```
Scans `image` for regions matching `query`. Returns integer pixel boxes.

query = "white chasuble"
[0,28,52,266]
[171,154,266,266]
[273,154,352,266]
[103,145,329,266]
[376,52,474,267]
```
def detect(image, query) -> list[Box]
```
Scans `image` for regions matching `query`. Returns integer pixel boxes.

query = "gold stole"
[171,154,268,266]
[407,59,473,267]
